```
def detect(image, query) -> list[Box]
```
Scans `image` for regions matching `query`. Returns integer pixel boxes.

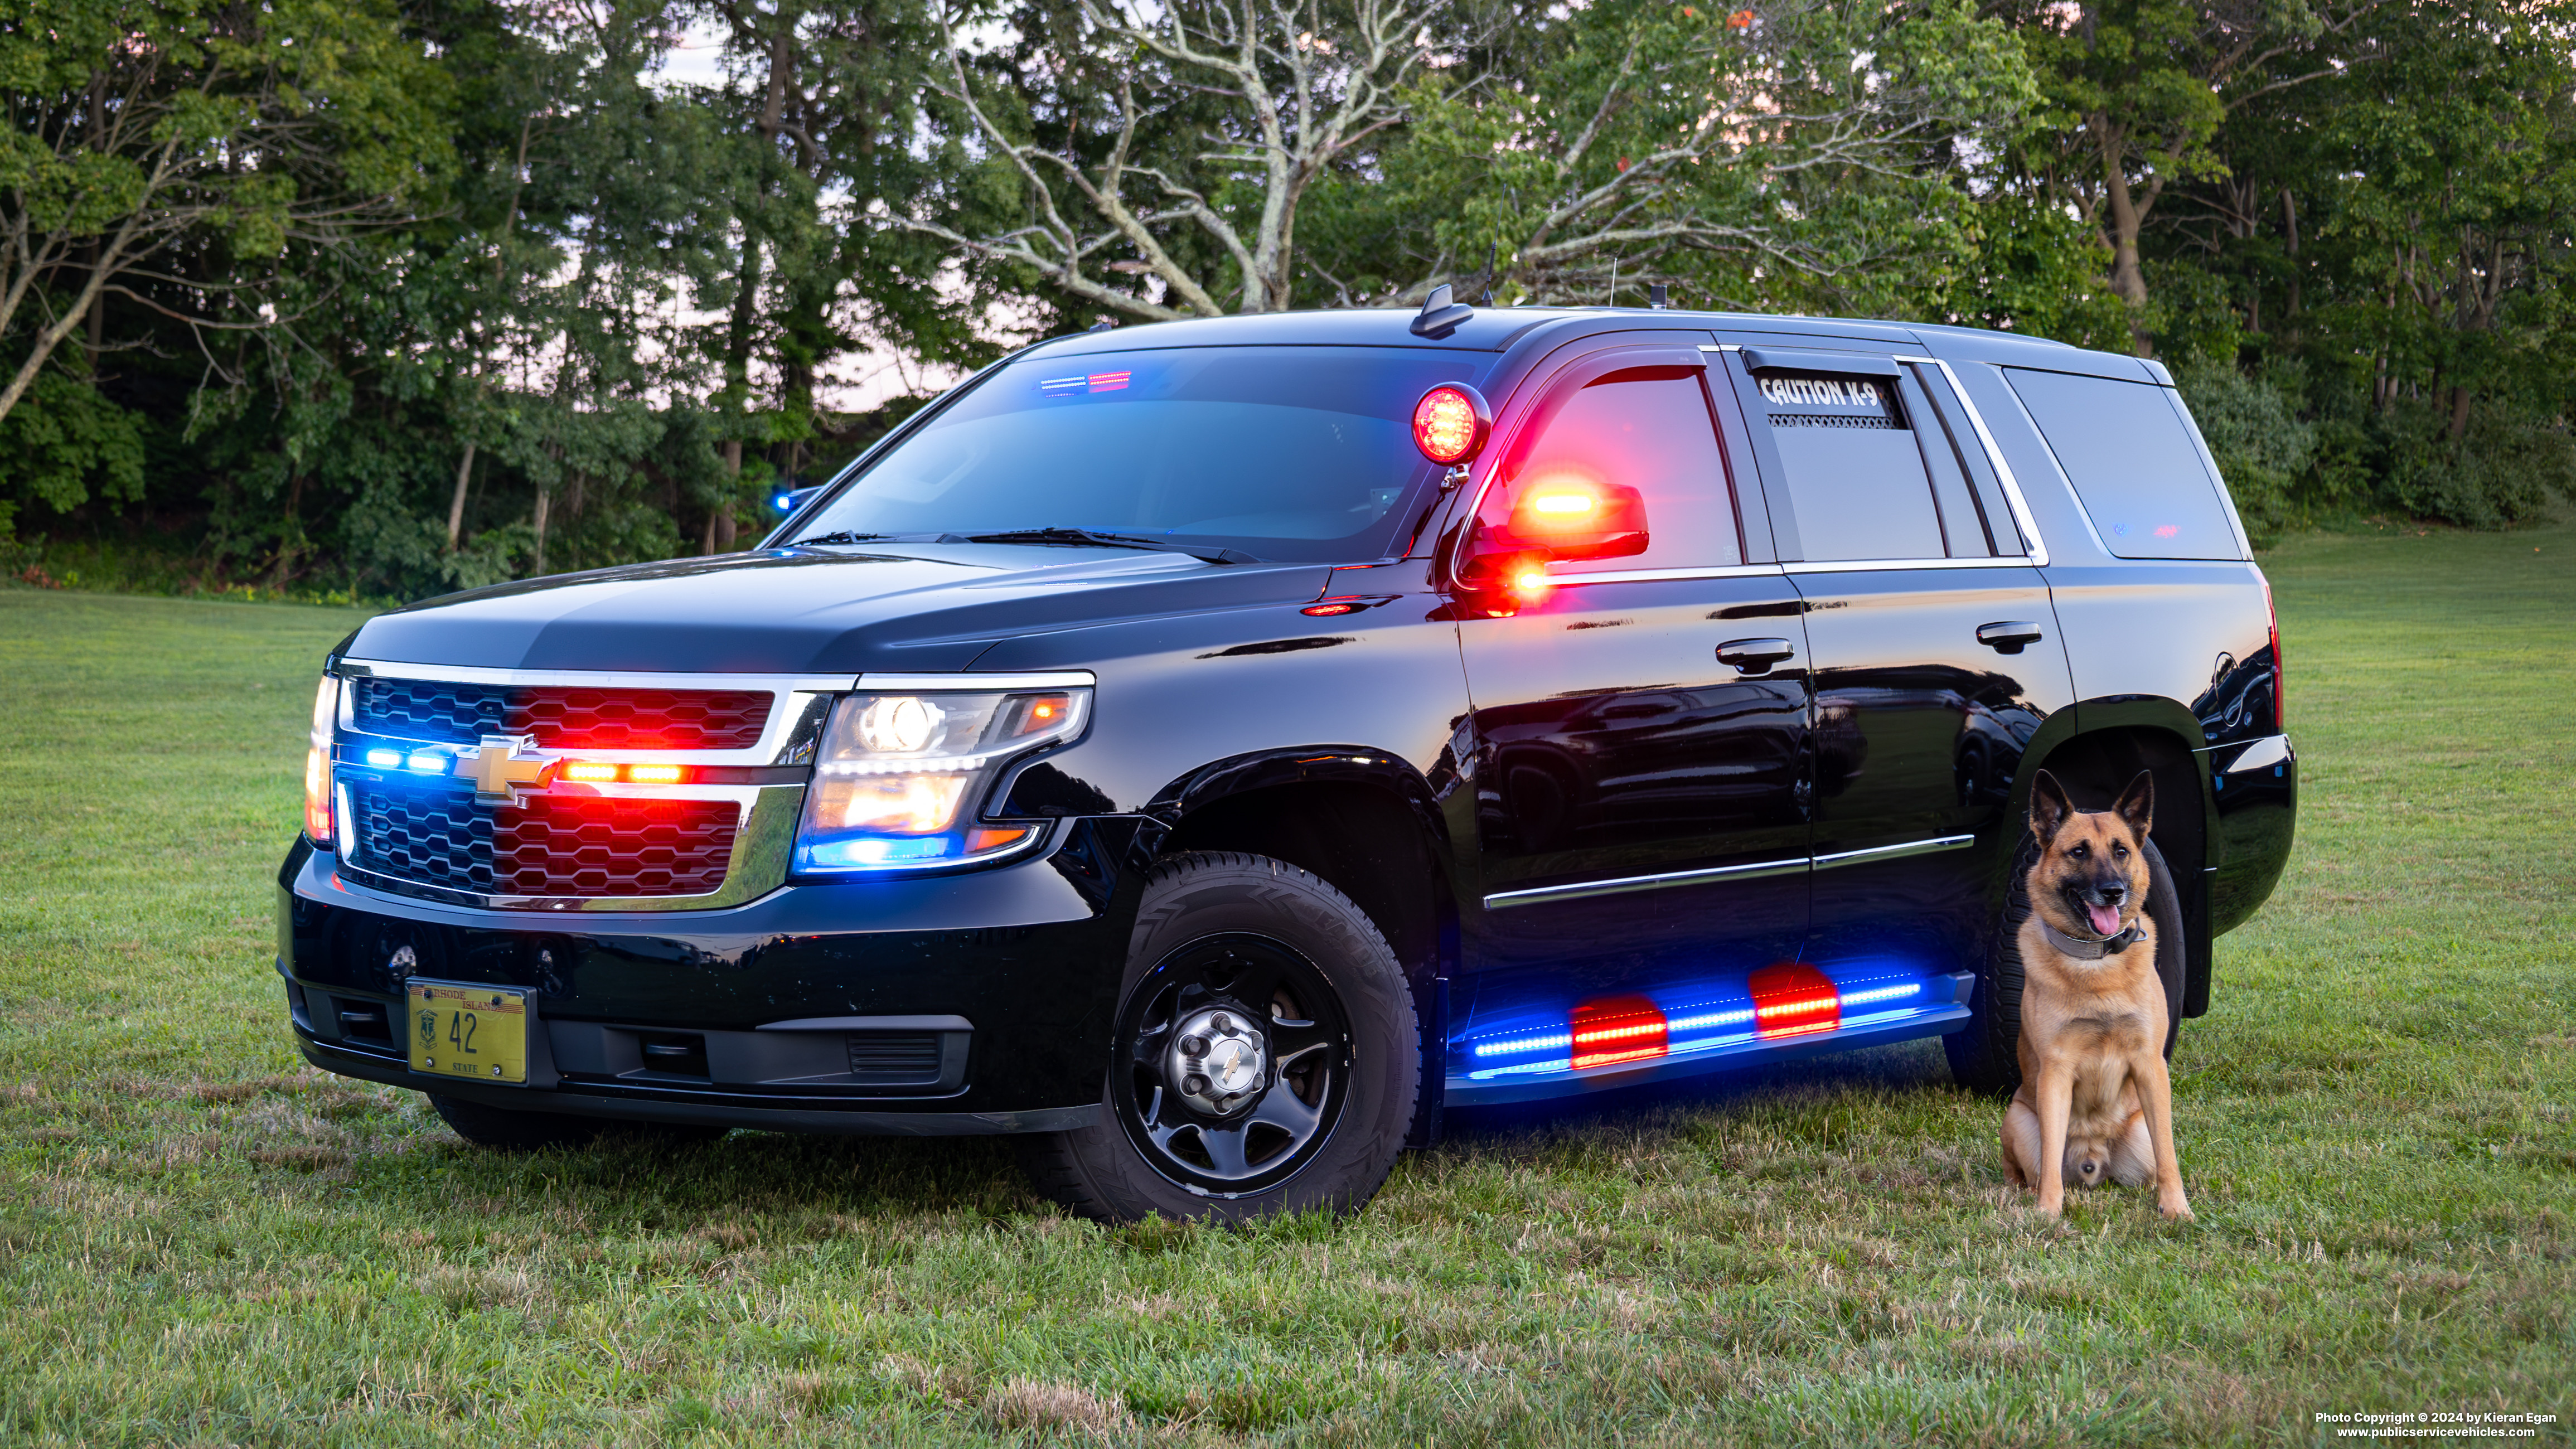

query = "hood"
[345,545,1338,675]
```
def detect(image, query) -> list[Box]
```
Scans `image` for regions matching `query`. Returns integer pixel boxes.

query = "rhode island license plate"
[406,981,529,1084]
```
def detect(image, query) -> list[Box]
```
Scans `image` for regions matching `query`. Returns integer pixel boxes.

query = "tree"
[1345,0,2038,311]
[907,0,1460,319]
[0,0,449,427]
[1994,0,2382,348]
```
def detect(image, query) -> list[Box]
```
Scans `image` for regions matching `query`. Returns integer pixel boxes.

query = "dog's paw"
[2158,1198,2195,1223]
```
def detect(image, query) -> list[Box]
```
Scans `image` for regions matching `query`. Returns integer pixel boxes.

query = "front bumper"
[275,820,1151,1130]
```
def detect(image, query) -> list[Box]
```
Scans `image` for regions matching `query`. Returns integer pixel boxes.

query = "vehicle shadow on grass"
[326,1037,1977,1228]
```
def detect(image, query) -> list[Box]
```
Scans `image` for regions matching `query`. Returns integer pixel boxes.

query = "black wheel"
[429,1094,727,1151]
[1945,834,2186,1098]
[1018,852,1418,1224]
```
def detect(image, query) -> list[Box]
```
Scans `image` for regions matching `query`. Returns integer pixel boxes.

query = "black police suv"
[277,298,2296,1223]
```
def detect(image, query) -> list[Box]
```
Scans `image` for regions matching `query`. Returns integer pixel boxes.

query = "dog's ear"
[2029,769,2074,845]
[2113,769,2155,840]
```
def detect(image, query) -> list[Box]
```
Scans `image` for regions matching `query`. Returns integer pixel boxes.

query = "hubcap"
[1166,1007,1266,1114]
[1110,933,1352,1195]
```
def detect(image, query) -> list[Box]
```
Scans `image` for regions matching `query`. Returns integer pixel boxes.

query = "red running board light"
[1751,962,1840,1038]
[1570,994,1668,1069]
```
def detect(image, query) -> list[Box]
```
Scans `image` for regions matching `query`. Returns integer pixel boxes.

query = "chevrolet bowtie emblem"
[462,734,553,802]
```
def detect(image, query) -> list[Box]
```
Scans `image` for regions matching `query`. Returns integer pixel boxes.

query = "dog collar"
[2037,917,2146,960]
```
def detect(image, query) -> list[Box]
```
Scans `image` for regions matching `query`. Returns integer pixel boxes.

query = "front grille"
[351,677,772,750]
[848,1033,945,1085]
[351,782,739,898]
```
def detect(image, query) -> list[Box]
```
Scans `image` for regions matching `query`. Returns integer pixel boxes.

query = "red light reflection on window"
[1570,994,1669,1069]
[1749,961,1840,1038]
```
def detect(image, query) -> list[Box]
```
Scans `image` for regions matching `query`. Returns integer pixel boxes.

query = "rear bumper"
[274,820,1151,1130]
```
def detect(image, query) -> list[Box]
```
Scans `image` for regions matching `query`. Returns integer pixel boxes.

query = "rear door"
[1450,338,1814,1062]
[1716,342,2075,977]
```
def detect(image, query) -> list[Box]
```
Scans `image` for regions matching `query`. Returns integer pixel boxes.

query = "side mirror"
[1500,478,1648,561]
[1455,478,1650,600]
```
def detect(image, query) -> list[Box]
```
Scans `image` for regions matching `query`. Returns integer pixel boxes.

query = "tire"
[1944,835,2186,1098]
[1018,852,1419,1225]
[429,1094,728,1151]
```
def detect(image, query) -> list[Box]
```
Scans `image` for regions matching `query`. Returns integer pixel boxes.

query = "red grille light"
[1412,384,1491,465]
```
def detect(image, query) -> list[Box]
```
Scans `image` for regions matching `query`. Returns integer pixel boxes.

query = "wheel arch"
[2023,708,2216,1017]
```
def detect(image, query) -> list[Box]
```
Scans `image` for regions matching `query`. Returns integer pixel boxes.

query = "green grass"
[2,528,2572,1447]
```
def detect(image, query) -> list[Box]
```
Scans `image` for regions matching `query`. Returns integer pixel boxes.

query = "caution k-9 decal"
[1754,371,1902,428]
[1757,375,1890,411]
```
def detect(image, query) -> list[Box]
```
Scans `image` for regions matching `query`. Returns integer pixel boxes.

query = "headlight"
[792,686,1090,873]
[304,674,339,845]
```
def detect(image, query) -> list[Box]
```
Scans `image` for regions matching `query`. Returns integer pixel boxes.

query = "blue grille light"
[797,835,955,870]
[406,752,449,775]
[365,749,401,769]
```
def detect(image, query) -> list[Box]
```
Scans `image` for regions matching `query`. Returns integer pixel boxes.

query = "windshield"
[790,345,1489,563]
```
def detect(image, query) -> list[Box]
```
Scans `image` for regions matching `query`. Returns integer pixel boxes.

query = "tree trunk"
[2093,119,2153,356]
[2449,387,2472,443]
[714,438,742,553]
[446,442,478,549]
[531,484,550,575]
[2280,189,2301,321]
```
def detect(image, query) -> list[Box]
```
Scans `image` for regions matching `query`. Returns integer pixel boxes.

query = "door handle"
[1717,637,1797,673]
[1976,621,2044,655]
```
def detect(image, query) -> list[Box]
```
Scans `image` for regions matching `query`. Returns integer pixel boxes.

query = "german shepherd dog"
[2001,769,2194,1220]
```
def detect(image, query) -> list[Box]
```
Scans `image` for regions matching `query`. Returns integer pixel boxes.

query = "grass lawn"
[1,524,2571,1447]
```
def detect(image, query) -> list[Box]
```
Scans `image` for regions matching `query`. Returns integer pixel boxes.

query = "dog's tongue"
[2088,903,2123,937]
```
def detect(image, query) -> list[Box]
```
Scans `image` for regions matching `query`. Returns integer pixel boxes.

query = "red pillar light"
[1570,994,1669,1069]
[1750,962,1840,1038]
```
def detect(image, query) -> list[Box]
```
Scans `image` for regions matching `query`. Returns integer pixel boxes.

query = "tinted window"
[792,346,1481,563]
[1478,367,1742,571]
[1900,370,2003,558]
[2006,368,2244,560]
[1755,368,1946,561]
[1914,364,2025,554]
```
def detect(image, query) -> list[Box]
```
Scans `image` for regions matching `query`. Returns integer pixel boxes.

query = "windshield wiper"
[788,530,899,547]
[958,527,1260,566]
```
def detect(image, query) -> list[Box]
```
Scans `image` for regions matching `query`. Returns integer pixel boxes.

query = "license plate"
[406,981,529,1084]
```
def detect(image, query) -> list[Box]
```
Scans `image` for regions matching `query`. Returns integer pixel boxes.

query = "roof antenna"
[1650,283,1669,310]
[1480,244,1497,306]
[1086,317,1117,332]
[1411,283,1475,339]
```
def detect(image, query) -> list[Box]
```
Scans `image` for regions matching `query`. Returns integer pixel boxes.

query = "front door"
[1718,344,2076,979]
[1449,340,1814,1076]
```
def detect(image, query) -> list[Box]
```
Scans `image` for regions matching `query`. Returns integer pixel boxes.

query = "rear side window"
[1480,366,1742,571]
[2006,368,2244,561]
[1753,364,1999,562]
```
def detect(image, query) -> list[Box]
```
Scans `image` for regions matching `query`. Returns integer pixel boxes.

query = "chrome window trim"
[1811,833,1974,870]
[1535,563,1786,587]
[1926,360,2081,563]
[1781,556,2039,575]
[1893,355,2052,567]
[333,660,845,765]
[1485,853,1808,910]
[1482,832,1973,909]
